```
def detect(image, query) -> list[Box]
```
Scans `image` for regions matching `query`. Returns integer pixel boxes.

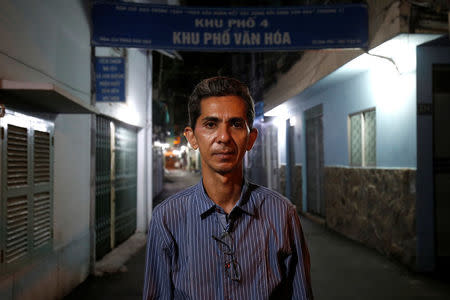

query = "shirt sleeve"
[289,207,314,300]
[142,215,173,300]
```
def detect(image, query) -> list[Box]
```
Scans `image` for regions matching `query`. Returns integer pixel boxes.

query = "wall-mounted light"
[264,104,288,118]
[289,117,296,127]
[264,104,294,129]
[273,116,286,129]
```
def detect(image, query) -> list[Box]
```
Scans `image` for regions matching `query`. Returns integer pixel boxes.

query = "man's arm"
[143,217,173,300]
[289,207,314,300]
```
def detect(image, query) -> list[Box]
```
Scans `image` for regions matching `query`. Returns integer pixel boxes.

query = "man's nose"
[217,124,231,143]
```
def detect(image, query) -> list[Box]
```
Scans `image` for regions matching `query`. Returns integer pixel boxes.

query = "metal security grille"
[7,125,28,188]
[33,192,51,248]
[244,121,266,186]
[95,116,111,259]
[5,125,29,264]
[349,109,376,167]
[5,195,29,263]
[113,124,137,246]
[1,115,53,271]
[350,114,362,166]
[262,120,279,193]
[34,131,50,184]
[95,117,137,260]
[31,130,53,249]
[364,110,376,166]
[32,130,52,250]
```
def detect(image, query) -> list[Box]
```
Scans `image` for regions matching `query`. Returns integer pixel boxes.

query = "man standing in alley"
[143,76,313,299]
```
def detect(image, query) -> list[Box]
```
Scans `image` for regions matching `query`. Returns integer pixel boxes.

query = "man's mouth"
[213,150,235,158]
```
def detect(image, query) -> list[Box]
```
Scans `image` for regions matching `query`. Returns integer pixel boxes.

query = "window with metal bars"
[0,110,54,273]
[349,109,376,167]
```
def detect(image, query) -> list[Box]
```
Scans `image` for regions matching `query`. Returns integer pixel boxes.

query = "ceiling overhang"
[0,79,98,114]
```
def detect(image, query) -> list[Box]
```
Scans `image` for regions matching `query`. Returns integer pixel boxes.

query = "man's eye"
[232,121,244,128]
[204,122,216,129]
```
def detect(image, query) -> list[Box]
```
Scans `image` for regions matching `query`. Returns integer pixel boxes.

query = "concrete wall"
[0,1,92,299]
[325,167,417,267]
[279,164,302,212]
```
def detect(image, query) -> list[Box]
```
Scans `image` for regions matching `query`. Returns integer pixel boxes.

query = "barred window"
[349,109,376,167]
[0,110,53,273]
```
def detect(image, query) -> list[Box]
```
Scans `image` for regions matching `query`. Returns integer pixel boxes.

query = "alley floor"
[65,169,450,300]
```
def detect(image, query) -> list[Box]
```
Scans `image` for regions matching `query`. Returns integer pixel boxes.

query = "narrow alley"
[2,2,450,300]
[65,170,450,300]
[64,169,202,300]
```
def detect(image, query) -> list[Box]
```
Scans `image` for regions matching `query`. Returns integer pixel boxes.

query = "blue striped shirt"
[143,180,313,300]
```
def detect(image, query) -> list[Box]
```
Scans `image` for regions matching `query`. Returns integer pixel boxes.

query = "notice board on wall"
[95,57,125,102]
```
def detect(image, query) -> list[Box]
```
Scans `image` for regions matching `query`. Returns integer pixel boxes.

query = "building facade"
[259,0,449,271]
[0,1,159,299]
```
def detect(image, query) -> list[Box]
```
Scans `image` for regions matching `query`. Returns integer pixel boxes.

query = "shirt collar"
[195,181,216,218]
[195,178,257,218]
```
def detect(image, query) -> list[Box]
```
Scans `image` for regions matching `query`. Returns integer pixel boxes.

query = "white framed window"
[0,109,54,273]
[349,109,376,167]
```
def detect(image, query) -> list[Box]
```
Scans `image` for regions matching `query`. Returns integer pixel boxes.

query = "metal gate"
[113,123,137,246]
[244,121,266,186]
[95,116,137,260]
[95,117,111,259]
[263,119,279,192]
[305,105,325,217]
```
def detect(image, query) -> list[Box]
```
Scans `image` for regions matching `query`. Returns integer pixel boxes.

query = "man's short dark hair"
[188,76,255,130]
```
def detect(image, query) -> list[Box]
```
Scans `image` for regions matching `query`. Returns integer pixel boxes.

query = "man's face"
[184,96,258,176]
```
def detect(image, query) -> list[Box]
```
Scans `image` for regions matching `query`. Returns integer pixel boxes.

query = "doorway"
[433,64,450,272]
[305,104,325,217]
[95,116,137,260]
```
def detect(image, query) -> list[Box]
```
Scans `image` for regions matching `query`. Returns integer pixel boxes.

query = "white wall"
[53,114,91,297]
[0,0,91,103]
[0,1,92,299]
[95,48,148,128]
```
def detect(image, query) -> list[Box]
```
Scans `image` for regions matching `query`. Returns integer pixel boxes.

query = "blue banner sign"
[92,2,368,50]
[95,57,125,102]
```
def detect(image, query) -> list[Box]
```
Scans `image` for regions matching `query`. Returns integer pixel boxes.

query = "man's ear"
[184,126,198,150]
[246,128,258,151]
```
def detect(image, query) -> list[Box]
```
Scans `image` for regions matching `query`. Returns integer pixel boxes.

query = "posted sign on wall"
[95,57,125,102]
[92,2,368,51]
